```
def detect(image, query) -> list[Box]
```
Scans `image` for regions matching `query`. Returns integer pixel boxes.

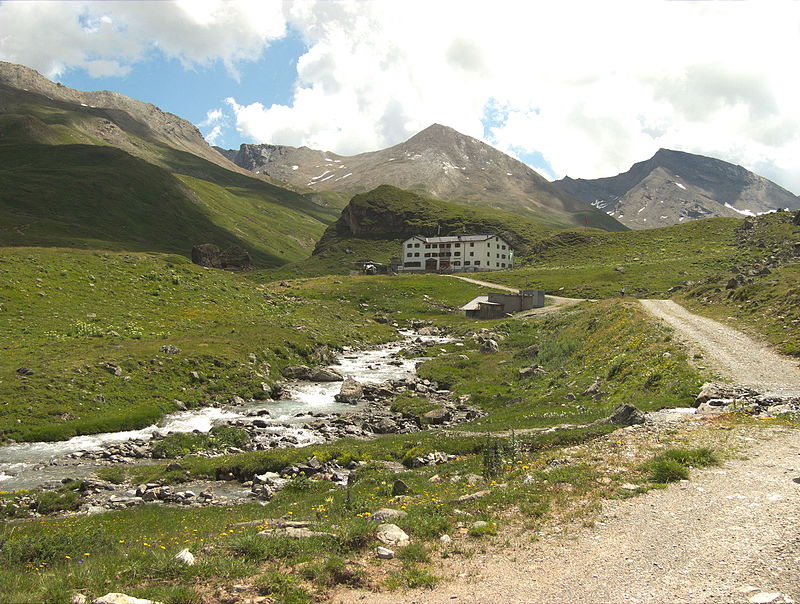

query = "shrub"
[34,490,82,515]
[660,447,718,468]
[227,534,303,562]
[386,567,440,590]
[397,542,430,564]
[647,459,689,483]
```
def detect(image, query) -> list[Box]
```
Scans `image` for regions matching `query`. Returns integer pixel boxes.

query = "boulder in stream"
[335,378,363,403]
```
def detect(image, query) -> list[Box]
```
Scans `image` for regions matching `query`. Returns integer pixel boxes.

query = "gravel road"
[333,298,800,604]
[640,299,800,396]
[338,426,800,604]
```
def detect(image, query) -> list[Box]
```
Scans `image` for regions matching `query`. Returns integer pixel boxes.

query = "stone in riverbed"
[423,407,451,424]
[335,377,363,403]
[282,365,343,382]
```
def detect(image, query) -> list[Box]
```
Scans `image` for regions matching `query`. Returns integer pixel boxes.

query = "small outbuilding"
[461,289,545,319]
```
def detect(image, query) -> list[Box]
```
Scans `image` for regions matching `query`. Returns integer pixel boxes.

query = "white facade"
[400,234,514,272]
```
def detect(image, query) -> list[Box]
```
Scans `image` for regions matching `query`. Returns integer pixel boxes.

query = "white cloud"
[204,125,223,146]
[0,0,286,79]
[2,1,800,193]
[225,0,800,193]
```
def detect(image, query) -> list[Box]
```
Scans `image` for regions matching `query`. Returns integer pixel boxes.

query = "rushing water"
[0,331,450,490]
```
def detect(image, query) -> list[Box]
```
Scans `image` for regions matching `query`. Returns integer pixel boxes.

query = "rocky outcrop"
[554,148,800,230]
[222,124,621,231]
[190,244,253,271]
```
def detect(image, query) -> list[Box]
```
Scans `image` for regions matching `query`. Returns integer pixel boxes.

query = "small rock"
[480,339,499,354]
[373,508,408,521]
[455,490,490,503]
[392,479,410,496]
[440,534,452,545]
[93,594,163,604]
[375,546,395,559]
[749,593,782,604]
[599,403,646,426]
[174,548,195,565]
[258,527,336,539]
[16,367,34,376]
[159,345,181,355]
[101,363,123,376]
[71,595,88,604]
[376,523,410,547]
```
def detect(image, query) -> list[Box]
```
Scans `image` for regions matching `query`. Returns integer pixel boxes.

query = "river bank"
[0,329,483,516]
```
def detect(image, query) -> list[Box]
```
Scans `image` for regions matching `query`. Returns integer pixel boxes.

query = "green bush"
[660,447,718,468]
[300,555,365,587]
[34,490,82,515]
[647,459,689,483]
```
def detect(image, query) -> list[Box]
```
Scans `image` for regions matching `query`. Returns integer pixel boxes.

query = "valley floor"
[339,422,800,604]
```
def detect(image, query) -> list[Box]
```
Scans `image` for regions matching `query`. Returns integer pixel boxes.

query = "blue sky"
[1,1,799,192]
[58,31,306,151]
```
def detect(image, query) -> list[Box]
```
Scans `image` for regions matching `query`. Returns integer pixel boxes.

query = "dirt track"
[640,299,800,396]
[339,426,800,604]
[335,297,800,603]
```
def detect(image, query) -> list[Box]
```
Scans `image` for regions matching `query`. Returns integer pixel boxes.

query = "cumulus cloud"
[224,0,800,192]
[2,0,800,192]
[0,0,286,79]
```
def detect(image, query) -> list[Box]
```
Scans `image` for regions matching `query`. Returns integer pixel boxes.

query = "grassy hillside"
[0,291,716,603]
[0,143,338,267]
[487,217,747,298]
[261,185,582,279]
[674,211,800,355]
[0,84,342,268]
[0,247,490,442]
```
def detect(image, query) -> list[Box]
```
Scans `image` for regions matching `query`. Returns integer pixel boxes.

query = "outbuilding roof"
[460,296,502,311]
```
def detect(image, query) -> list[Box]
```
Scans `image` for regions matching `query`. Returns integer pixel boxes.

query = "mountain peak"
[552,148,800,230]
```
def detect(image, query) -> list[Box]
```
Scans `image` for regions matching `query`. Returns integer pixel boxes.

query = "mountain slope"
[262,184,582,279]
[553,148,800,230]
[0,62,339,265]
[222,124,626,231]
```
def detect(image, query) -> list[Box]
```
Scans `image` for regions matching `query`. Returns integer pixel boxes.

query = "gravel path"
[342,426,800,604]
[333,299,800,604]
[640,299,800,396]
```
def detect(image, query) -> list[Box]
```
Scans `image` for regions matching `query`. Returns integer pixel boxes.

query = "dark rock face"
[553,148,800,230]
[191,244,253,271]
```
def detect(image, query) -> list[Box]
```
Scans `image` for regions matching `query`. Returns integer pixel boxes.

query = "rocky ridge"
[553,148,800,230]
[220,124,623,230]
[0,61,241,174]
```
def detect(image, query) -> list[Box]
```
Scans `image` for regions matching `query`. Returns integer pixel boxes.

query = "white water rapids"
[0,332,451,490]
